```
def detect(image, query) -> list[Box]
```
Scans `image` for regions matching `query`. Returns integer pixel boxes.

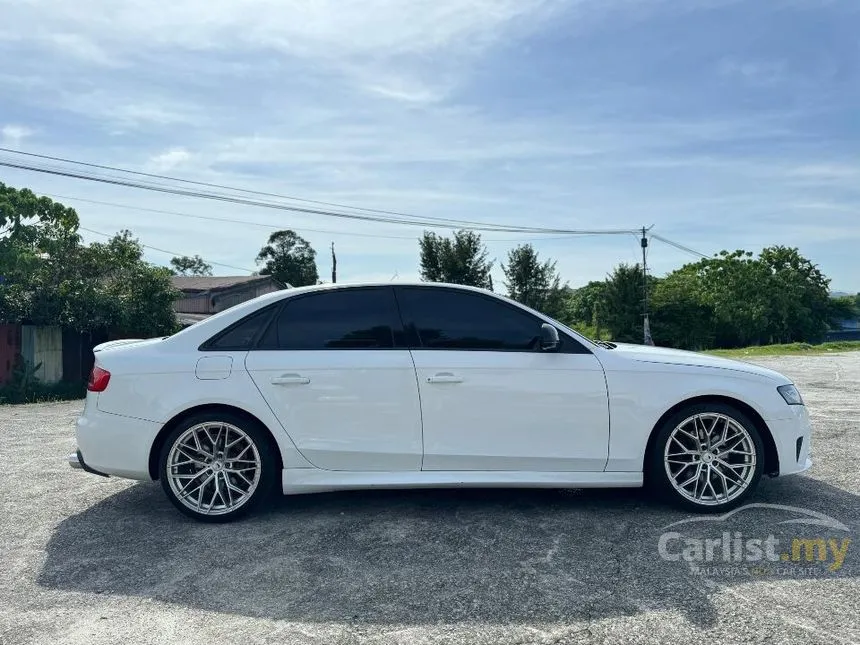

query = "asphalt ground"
[1,353,858,644]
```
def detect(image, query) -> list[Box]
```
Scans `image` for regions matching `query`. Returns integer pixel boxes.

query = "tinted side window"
[259,288,401,350]
[396,288,542,351]
[203,306,275,350]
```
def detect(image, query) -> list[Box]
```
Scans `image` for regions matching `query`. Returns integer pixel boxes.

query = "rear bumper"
[75,404,161,480]
[768,405,813,477]
[67,449,110,477]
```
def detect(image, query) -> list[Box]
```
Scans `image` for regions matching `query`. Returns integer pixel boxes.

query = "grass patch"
[0,381,86,405]
[706,341,860,358]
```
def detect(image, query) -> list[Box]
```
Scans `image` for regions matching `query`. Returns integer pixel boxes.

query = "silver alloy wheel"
[166,422,262,516]
[664,412,756,506]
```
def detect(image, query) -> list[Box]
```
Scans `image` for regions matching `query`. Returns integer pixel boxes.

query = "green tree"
[419,230,493,288]
[566,281,608,331]
[0,182,79,240]
[501,244,567,319]
[88,231,179,336]
[170,254,213,276]
[678,250,772,347]
[0,184,179,339]
[1,184,82,325]
[256,230,318,287]
[25,227,102,330]
[650,269,714,349]
[826,296,858,329]
[759,246,830,343]
[666,247,831,348]
[602,263,649,343]
[13,229,179,337]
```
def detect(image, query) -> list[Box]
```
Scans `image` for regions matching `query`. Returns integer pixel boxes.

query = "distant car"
[70,283,812,522]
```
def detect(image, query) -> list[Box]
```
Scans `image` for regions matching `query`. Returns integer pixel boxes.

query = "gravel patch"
[1,353,858,644]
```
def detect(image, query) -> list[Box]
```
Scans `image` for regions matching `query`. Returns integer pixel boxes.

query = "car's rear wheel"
[648,402,764,512]
[159,412,277,522]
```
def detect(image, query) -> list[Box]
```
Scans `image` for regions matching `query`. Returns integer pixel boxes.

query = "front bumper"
[767,404,813,476]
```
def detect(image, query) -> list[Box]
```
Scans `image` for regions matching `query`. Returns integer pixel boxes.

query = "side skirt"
[282,469,643,495]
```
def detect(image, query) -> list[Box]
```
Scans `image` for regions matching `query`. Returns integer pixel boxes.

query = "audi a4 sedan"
[70,282,812,522]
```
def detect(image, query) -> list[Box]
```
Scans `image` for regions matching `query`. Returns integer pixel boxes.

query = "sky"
[1,0,859,291]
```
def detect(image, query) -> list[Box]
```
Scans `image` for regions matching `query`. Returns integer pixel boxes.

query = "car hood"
[607,343,789,382]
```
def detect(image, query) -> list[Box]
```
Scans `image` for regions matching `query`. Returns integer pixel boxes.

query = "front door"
[245,287,422,471]
[395,286,609,472]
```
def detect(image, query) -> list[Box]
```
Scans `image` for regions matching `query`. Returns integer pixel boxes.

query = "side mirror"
[540,323,560,352]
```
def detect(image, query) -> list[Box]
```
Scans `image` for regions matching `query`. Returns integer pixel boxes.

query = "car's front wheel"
[159,412,277,522]
[648,402,764,512]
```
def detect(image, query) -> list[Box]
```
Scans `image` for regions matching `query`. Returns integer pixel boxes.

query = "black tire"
[647,402,764,513]
[158,411,278,523]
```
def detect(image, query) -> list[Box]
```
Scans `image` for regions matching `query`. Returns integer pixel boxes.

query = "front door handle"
[427,372,463,384]
[271,374,311,385]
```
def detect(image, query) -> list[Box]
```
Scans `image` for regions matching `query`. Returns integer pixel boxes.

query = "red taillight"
[87,366,111,392]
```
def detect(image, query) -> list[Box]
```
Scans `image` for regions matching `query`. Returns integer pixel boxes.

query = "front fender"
[603,366,788,471]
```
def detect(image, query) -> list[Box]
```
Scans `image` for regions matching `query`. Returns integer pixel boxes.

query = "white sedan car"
[70,282,812,522]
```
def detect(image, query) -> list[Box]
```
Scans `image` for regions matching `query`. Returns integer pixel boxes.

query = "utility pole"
[331,242,337,284]
[641,226,653,345]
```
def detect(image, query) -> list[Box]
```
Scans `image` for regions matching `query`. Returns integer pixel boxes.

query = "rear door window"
[259,287,403,349]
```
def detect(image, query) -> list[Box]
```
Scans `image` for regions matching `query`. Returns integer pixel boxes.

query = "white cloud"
[788,164,860,180]
[1,124,34,148]
[363,78,450,104]
[3,0,563,101]
[789,201,858,212]
[44,33,119,66]
[718,58,788,86]
[59,91,204,131]
[786,164,860,192]
[18,0,557,55]
[110,103,198,127]
[148,148,192,172]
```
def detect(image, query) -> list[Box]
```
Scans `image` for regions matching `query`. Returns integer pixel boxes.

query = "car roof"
[272,281,494,294]
[241,280,503,305]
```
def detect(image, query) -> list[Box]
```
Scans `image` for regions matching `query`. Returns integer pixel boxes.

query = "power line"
[0,148,640,235]
[1,147,463,224]
[650,233,709,259]
[1,158,642,235]
[55,193,423,240]
[2,150,715,273]
[0,159,452,228]
[78,226,256,273]
[39,192,606,243]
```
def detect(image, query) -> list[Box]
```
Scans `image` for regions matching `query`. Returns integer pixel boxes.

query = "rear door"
[245,287,422,471]
[395,286,609,472]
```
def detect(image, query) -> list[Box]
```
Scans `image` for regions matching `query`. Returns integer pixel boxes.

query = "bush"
[0,381,85,404]
[0,356,85,404]
[569,323,611,341]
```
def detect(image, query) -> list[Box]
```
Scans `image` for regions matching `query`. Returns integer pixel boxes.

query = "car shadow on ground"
[38,476,859,627]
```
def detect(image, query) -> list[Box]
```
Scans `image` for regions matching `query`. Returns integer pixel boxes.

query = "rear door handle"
[271,374,311,385]
[427,372,463,384]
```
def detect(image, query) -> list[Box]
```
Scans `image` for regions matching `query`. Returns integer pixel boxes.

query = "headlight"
[777,384,804,406]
